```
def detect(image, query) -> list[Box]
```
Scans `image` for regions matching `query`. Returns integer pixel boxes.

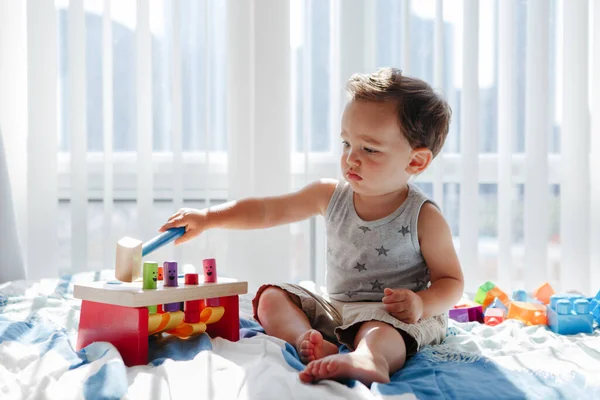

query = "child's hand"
[382,288,423,324]
[159,208,207,245]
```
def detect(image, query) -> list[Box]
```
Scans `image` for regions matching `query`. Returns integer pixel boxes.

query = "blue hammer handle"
[141,227,186,257]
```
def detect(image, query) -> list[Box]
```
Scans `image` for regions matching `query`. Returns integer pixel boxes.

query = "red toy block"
[204,295,240,342]
[484,307,506,326]
[77,300,149,367]
[184,299,201,323]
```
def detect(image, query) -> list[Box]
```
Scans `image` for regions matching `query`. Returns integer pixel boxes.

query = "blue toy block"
[511,289,543,304]
[547,294,594,335]
[512,290,528,302]
[593,303,600,325]
[489,297,508,312]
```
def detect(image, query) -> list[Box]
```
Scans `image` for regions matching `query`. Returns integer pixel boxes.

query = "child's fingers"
[159,216,185,232]
[391,310,418,324]
[174,230,193,246]
[384,301,406,314]
[382,288,407,303]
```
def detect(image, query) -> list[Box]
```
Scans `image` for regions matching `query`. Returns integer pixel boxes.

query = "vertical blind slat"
[524,0,549,290]
[225,0,291,290]
[591,0,600,292]
[303,0,312,179]
[497,0,516,290]
[330,0,342,157]
[69,0,87,271]
[431,0,444,210]
[136,0,153,240]
[103,0,114,269]
[316,0,342,286]
[459,0,479,290]
[26,0,58,279]
[561,0,590,293]
[190,2,199,154]
[171,0,182,208]
[364,0,376,72]
[171,0,183,261]
[203,0,211,209]
[402,0,410,73]
[303,0,313,284]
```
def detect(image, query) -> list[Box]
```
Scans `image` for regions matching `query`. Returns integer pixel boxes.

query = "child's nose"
[346,152,360,167]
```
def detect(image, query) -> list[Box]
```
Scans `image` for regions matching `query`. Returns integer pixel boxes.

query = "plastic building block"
[512,290,528,302]
[489,297,508,312]
[475,281,496,305]
[483,287,510,309]
[593,303,600,325]
[507,301,547,326]
[546,294,594,335]
[533,282,555,305]
[450,303,483,323]
[484,307,506,326]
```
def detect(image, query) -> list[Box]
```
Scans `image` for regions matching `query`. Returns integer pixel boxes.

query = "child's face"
[340,100,415,196]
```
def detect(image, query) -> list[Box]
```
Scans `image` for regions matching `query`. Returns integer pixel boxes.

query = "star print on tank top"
[324,180,437,301]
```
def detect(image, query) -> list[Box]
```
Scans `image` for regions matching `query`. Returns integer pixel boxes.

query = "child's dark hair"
[346,67,451,158]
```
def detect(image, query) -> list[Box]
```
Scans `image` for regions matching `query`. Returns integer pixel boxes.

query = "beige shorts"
[252,283,447,357]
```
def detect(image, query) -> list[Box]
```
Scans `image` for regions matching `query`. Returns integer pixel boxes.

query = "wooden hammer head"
[115,237,143,282]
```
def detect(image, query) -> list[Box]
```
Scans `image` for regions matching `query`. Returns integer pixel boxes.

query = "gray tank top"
[324,180,435,302]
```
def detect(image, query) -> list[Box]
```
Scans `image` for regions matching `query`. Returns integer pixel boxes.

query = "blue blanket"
[1,272,599,399]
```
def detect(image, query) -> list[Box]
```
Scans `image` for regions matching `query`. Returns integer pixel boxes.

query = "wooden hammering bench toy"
[73,228,248,366]
[74,275,248,366]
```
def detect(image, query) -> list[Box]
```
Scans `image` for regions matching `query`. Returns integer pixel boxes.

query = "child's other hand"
[159,208,207,245]
[382,288,423,324]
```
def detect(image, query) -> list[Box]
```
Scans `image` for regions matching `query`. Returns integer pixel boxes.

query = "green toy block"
[474,281,496,305]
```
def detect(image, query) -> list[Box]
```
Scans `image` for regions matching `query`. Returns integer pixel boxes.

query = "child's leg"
[256,287,338,363]
[299,320,406,385]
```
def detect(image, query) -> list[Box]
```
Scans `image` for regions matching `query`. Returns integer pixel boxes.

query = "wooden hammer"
[115,227,185,282]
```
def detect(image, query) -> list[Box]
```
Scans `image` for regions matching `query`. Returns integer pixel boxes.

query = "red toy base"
[76,295,240,366]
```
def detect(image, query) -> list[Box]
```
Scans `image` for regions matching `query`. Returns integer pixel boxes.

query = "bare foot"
[295,329,339,364]
[299,352,390,386]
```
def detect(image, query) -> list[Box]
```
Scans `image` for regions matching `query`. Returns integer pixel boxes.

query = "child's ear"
[406,148,432,175]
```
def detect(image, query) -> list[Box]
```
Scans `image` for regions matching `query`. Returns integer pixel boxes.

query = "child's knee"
[256,286,289,315]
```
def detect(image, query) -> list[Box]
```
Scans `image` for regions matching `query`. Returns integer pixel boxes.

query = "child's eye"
[363,147,378,154]
[342,141,350,147]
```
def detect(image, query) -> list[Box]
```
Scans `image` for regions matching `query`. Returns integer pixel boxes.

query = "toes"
[326,359,338,373]
[309,330,323,345]
[299,351,314,362]
[308,360,321,376]
[300,340,315,350]
[317,360,330,377]
[299,370,313,383]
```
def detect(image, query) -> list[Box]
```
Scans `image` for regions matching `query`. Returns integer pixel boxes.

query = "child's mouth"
[347,172,362,181]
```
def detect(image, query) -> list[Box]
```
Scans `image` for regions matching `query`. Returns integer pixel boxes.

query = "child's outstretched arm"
[158,179,337,245]
[383,202,464,323]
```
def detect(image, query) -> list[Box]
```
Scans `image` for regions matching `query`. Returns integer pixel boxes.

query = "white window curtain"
[0,0,599,296]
